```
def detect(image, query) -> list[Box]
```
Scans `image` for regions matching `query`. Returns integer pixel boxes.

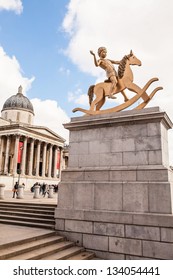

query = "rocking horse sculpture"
[72,50,163,115]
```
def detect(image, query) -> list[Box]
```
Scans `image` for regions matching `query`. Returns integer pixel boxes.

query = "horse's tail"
[88,85,95,105]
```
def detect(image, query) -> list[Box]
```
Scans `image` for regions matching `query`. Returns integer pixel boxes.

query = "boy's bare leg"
[108,83,117,99]
[108,77,117,98]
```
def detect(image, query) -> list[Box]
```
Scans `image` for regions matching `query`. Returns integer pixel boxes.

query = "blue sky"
[0,0,90,113]
[1,0,173,163]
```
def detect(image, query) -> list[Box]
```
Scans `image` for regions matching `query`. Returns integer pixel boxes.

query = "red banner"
[17,142,23,163]
[57,150,60,170]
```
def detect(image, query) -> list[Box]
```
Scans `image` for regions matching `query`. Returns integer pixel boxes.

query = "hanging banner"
[57,149,61,170]
[17,142,23,163]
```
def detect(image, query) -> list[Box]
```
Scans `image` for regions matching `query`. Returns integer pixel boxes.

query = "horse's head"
[128,50,141,66]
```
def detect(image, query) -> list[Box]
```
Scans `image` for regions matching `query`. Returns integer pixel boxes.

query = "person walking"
[43,184,49,197]
[12,182,19,198]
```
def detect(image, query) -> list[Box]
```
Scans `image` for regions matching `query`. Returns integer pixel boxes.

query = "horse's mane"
[118,53,132,79]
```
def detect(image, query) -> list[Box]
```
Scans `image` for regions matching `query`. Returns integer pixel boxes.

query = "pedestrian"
[39,183,44,195]
[43,184,49,197]
[54,184,58,193]
[12,182,18,198]
[42,183,46,195]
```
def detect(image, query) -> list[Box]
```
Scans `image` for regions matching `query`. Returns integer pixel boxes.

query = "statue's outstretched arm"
[90,50,99,67]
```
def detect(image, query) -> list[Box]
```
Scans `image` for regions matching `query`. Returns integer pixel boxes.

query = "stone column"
[59,148,63,179]
[13,135,20,175]
[4,135,11,174]
[36,141,41,177]
[28,138,34,176]
[21,136,27,175]
[53,146,58,178]
[0,136,4,174]
[48,144,53,177]
[42,142,47,177]
[0,184,5,200]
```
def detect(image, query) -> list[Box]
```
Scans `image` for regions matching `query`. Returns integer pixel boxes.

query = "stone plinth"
[33,185,40,199]
[55,107,173,259]
[17,185,24,199]
[0,184,5,199]
[48,185,54,198]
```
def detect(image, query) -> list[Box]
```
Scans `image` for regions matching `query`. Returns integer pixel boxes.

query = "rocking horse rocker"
[73,50,163,115]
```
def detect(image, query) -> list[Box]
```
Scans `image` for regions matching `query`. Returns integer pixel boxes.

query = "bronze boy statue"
[90,47,120,98]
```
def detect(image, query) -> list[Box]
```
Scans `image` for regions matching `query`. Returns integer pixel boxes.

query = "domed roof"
[2,86,34,113]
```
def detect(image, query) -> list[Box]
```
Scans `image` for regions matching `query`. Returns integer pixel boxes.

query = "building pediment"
[27,125,66,143]
[0,117,11,126]
[0,123,65,146]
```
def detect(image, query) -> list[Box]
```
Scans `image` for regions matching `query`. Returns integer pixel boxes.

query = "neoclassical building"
[0,86,68,189]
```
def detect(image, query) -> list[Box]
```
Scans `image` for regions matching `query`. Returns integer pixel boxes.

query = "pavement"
[0,224,54,247]
[1,189,58,204]
[0,190,58,247]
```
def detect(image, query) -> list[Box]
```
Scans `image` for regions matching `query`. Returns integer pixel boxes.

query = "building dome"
[1,86,34,125]
[2,86,34,113]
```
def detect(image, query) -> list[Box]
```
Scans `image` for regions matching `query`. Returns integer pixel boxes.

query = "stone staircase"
[0,201,55,229]
[0,201,96,260]
[0,231,95,260]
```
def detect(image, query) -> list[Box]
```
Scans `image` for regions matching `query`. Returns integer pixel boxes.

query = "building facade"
[0,86,68,189]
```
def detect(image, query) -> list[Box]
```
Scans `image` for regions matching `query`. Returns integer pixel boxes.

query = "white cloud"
[0,46,34,109]
[31,98,70,143]
[68,91,88,106]
[74,94,88,105]
[0,0,23,14]
[58,67,70,76]
[0,45,69,143]
[62,0,173,78]
[62,0,173,164]
[68,86,88,106]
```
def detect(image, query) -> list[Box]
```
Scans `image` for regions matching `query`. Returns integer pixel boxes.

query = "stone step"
[0,201,55,230]
[0,206,54,215]
[40,246,85,260]
[0,218,55,229]
[0,202,96,260]
[0,201,56,210]
[9,241,75,260]
[0,231,56,250]
[0,214,55,224]
[66,251,95,260]
[0,210,54,220]
[0,235,65,259]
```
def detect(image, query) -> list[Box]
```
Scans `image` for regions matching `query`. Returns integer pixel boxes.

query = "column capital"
[36,139,41,145]
[13,134,20,138]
